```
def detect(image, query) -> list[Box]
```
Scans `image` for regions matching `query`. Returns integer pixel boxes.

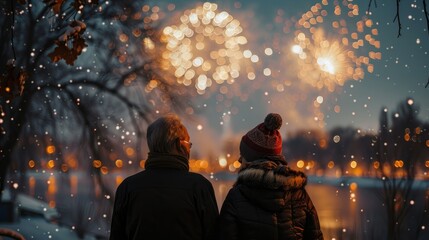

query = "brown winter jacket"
[219,159,323,240]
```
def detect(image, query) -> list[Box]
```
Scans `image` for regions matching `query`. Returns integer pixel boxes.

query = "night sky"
[148,0,429,155]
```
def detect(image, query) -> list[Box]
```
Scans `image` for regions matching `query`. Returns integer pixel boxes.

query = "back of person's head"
[147,114,189,154]
[239,113,283,162]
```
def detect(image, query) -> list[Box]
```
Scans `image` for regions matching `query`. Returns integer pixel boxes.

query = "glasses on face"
[181,140,193,148]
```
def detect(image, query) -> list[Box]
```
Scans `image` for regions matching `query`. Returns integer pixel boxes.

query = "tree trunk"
[0,96,29,200]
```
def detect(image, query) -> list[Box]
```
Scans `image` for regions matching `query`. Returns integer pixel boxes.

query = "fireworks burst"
[160,2,257,95]
[291,0,382,92]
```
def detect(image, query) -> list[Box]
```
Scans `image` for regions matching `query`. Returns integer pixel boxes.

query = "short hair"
[146,114,189,153]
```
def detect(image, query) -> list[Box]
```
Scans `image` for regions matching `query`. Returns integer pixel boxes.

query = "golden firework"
[292,0,382,92]
[161,2,254,95]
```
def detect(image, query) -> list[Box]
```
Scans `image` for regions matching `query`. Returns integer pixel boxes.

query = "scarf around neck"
[145,152,189,171]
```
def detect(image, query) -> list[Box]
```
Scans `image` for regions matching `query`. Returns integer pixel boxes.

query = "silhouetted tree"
[0,0,188,203]
[284,129,327,171]
[328,126,358,174]
[367,0,429,38]
[374,98,428,240]
[356,133,377,175]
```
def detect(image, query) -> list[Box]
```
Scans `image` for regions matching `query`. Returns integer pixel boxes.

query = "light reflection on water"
[26,171,429,240]
[208,175,429,239]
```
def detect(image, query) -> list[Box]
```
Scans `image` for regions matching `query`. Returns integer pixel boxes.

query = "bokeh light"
[291,0,381,91]
[161,2,255,95]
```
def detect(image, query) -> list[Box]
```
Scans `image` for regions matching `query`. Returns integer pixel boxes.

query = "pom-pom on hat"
[240,113,283,162]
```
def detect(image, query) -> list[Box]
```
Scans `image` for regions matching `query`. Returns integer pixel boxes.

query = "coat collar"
[237,161,307,190]
[145,152,189,171]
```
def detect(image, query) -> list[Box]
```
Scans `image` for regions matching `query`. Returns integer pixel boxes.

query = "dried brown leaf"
[73,36,87,55]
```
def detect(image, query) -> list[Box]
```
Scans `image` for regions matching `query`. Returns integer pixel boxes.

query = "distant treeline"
[283,98,429,176]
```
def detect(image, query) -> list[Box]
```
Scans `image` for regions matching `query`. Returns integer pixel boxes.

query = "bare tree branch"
[424,0,429,37]
[393,0,402,37]
[367,0,378,14]
[425,75,429,88]
[60,87,116,204]
[9,0,16,61]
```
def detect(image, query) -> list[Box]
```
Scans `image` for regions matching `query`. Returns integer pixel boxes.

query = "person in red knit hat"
[218,113,324,240]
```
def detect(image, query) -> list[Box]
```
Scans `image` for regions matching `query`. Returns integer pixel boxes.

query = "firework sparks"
[161,2,256,95]
[292,0,382,92]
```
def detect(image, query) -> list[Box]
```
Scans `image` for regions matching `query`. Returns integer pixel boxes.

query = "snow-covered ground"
[0,217,96,240]
[0,189,100,240]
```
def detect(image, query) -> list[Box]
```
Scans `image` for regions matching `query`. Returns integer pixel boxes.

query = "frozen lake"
[210,173,429,240]
[2,171,428,239]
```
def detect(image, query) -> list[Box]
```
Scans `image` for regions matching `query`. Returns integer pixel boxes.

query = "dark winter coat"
[109,153,219,240]
[219,159,323,240]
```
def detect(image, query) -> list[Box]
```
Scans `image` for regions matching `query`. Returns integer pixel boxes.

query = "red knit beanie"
[240,113,283,162]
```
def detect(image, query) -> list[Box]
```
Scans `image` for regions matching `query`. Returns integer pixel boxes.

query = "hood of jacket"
[236,160,307,212]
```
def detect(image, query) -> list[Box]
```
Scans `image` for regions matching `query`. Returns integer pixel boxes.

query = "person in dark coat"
[219,113,323,240]
[109,114,219,240]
